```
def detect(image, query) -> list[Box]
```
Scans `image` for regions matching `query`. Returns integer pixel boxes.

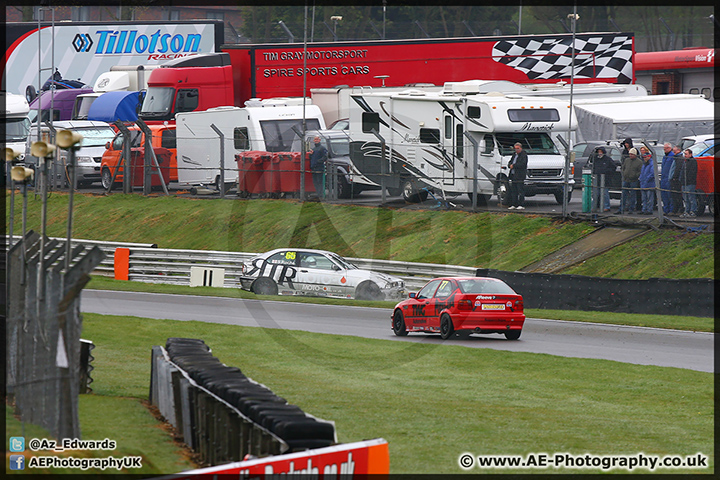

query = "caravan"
[348,84,577,204]
[175,98,325,189]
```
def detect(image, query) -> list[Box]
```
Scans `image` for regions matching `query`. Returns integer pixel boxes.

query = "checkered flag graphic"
[492,35,634,83]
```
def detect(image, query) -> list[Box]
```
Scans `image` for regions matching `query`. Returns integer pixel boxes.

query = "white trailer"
[348,85,577,204]
[175,98,326,188]
[2,92,31,160]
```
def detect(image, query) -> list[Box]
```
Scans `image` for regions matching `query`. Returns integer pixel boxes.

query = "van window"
[467,106,481,118]
[444,116,452,139]
[507,108,560,122]
[259,119,321,152]
[455,124,464,159]
[175,89,199,113]
[112,130,142,150]
[419,128,440,144]
[161,129,177,149]
[234,127,249,150]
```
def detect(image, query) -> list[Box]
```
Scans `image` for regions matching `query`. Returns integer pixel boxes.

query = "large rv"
[348,84,577,204]
[175,98,326,189]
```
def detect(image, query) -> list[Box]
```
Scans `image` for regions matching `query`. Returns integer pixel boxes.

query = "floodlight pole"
[563,5,578,219]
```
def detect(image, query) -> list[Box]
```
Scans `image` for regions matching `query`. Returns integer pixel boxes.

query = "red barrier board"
[157,438,389,479]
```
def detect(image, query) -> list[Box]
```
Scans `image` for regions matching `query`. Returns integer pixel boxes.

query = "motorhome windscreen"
[507,109,560,122]
[329,138,350,156]
[260,119,322,152]
[140,87,174,117]
[1,117,31,142]
[74,96,97,120]
[495,132,559,155]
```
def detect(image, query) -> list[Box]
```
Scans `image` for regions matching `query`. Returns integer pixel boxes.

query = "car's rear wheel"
[392,310,408,336]
[355,281,383,301]
[440,313,455,340]
[251,277,278,296]
[504,329,522,340]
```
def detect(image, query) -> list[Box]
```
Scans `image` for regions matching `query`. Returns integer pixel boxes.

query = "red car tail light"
[458,299,473,311]
[514,298,524,311]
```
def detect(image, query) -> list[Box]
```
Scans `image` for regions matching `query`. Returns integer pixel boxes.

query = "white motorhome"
[175,98,326,188]
[348,85,577,204]
[2,92,31,161]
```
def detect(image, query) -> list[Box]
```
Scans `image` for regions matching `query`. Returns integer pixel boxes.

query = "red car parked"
[392,277,525,340]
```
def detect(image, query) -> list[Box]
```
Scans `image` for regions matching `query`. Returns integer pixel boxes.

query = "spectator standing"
[669,145,685,215]
[678,149,698,217]
[638,146,655,214]
[659,142,675,214]
[309,135,328,199]
[620,138,642,209]
[617,147,642,214]
[591,146,614,212]
[507,142,528,210]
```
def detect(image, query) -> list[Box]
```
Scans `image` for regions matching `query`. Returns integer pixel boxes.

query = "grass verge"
[76,314,720,473]
[9,192,714,279]
[86,275,715,332]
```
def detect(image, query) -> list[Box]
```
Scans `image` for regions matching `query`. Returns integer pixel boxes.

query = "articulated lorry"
[347,82,577,204]
[136,32,636,122]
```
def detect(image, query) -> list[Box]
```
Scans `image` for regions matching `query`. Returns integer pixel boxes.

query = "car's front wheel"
[355,281,383,301]
[251,277,279,296]
[504,329,522,340]
[392,310,408,336]
[440,313,455,340]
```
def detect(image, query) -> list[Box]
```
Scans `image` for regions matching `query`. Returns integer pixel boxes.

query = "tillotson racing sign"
[2,21,222,95]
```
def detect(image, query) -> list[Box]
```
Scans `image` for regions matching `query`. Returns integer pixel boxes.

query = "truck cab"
[139,53,234,122]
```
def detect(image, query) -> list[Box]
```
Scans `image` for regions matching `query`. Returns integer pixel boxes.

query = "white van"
[2,92,31,161]
[175,98,326,188]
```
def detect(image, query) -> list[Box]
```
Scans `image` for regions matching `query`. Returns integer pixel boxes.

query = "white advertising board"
[3,22,218,95]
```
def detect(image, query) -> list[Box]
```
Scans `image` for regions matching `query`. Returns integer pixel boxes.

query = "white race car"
[239,248,405,301]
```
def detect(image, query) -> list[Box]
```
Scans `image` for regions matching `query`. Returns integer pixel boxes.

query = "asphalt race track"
[82,290,714,373]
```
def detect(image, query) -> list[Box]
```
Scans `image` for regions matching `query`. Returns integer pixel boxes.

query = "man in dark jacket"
[591,146,615,212]
[659,142,675,214]
[679,149,698,217]
[309,135,328,199]
[507,142,528,210]
[669,144,685,215]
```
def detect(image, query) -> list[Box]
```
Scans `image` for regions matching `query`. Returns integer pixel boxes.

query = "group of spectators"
[592,137,699,218]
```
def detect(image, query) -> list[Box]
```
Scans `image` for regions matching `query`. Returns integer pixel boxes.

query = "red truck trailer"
[139,32,636,121]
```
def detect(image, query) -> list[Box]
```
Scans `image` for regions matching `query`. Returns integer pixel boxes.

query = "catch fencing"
[6,230,105,439]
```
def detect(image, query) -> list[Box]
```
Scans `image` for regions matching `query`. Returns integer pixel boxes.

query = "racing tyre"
[392,310,409,336]
[504,330,522,340]
[355,281,383,301]
[251,277,279,296]
[440,314,455,340]
[402,179,428,203]
[387,187,402,197]
[554,187,572,205]
[101,168,115,191]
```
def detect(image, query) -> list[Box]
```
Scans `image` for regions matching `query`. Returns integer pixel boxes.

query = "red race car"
[392,277,525,340]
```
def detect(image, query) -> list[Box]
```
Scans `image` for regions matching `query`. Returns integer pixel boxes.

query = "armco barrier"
[9,236,712,316]
[150,338,337,465]
[476,268,714,317]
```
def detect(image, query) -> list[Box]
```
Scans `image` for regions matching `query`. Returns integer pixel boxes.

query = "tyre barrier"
[150,338,337,465]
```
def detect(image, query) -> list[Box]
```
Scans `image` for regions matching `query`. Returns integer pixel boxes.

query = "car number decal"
[285,251,296,260]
